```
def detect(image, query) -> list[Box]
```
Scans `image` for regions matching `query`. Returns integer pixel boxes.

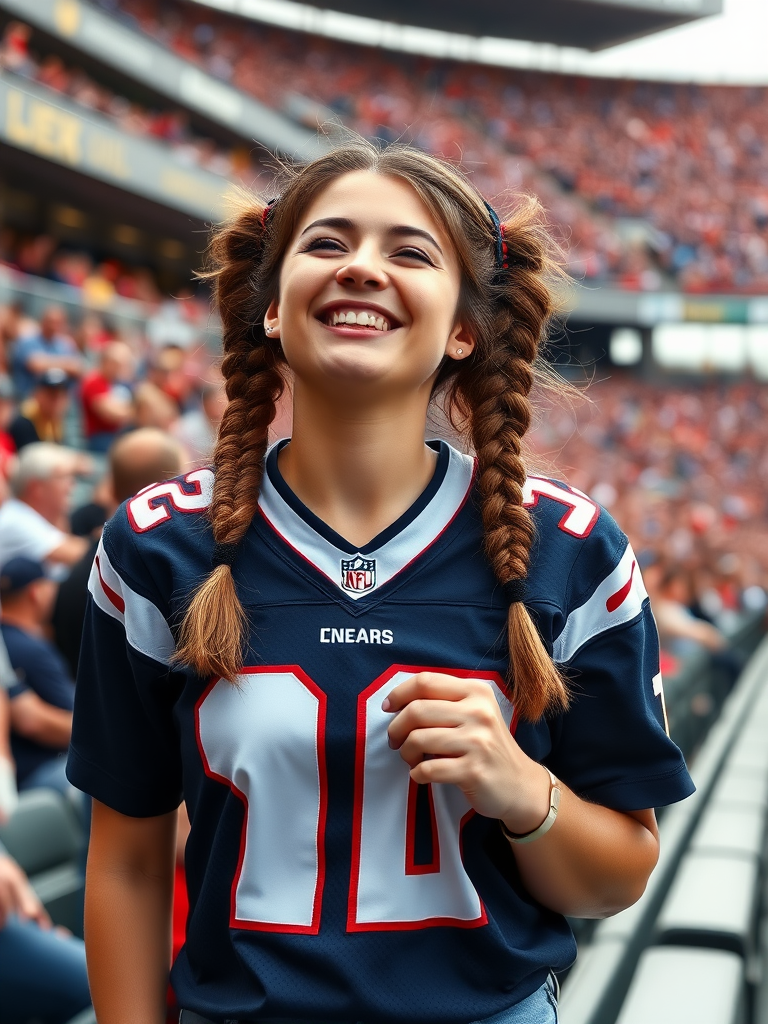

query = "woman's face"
[268,170,474,403]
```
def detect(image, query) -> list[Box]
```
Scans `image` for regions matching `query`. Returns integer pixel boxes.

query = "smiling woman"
[67,136,694,1024]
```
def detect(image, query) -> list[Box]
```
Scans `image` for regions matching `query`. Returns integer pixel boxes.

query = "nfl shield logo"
[341,555,376,594]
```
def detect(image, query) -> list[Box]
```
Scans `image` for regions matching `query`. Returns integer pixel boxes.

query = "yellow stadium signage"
[0,75,228,222]
[54,0,82,37]
[6,89,82,165]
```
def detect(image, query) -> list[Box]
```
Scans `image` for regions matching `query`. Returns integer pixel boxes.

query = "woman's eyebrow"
[299,217,443,254]
[389,225,443,254]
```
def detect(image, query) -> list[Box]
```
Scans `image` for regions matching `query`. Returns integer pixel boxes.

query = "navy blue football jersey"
[68,440,693,1024]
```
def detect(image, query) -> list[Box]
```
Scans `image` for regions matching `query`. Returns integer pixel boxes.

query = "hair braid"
[175,202,285,681]
[455,202,569,721]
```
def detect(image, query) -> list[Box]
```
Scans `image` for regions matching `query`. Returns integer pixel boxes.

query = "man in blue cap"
[0,557,75,800]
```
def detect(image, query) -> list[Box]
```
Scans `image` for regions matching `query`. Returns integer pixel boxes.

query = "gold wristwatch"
[500,767,561,845]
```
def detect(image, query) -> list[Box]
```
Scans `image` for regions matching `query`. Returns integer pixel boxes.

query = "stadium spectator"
[0,21,33,77]
[0,444,89,573]
[172,377,226,467]
[53,427,184,677]
[8,367,70,449]
[0,558,75,801]
[10,306,83,399]
[0,841,91,1024]
[0,374,16,485]
[0,637,18,824]
[80,340,136,452]
[644,561,728,655]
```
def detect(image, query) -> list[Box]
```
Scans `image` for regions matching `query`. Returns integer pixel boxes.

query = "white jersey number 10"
[196,665,513,933]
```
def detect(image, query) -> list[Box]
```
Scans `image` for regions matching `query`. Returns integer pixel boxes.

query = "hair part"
[176,135,568,720]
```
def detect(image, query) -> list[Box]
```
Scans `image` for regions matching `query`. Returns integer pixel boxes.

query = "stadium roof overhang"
[278,0,722,50]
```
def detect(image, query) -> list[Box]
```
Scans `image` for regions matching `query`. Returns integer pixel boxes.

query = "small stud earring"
[265,325,273,334]
[456,347,463,355]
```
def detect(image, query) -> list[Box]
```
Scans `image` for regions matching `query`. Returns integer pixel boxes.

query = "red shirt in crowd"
[80,371,131,438]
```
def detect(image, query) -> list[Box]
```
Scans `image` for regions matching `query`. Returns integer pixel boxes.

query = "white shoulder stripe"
[88,538,176,666]
[552,542,648,664]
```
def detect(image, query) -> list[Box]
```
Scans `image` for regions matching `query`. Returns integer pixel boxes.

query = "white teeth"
[328,310,391,330]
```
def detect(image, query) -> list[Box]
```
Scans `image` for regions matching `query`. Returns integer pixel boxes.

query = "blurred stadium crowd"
[0,20,258,184]
[529,377,768,675]
[7,0,768,293]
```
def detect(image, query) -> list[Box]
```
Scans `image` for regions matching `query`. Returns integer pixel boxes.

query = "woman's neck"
[278,384,438,549]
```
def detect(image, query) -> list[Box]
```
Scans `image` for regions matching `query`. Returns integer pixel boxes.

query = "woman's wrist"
[499,760,553,837]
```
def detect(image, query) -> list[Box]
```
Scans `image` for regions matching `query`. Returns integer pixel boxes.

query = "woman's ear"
[264,298,281,339]
[445,321,476,362]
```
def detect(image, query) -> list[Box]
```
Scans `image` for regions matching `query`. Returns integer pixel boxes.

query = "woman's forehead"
[297,169,448,240]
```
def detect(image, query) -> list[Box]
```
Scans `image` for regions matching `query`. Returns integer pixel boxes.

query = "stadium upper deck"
[1,0,766,330]
[89,0,768,298]
[218,0,722,51]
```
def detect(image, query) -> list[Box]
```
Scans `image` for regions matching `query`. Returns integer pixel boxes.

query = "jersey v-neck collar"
[258,439,475,601]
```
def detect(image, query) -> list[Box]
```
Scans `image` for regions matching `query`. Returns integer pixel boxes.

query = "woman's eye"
[303,237,345,253]
[394,247,433,264]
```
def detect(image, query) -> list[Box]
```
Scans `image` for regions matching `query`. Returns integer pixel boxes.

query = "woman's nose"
[335,247,387,290]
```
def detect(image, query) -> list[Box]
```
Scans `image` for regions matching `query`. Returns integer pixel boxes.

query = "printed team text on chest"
[319,627,394,644]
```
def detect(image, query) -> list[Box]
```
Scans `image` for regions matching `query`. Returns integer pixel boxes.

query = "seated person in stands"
[8,367,70,449]
[172,377,227,468]
[53,427,184,677]
[0,637,18,824]
[0,373,16,487]
[0,558,76,802]
[80,340,136,453]
[10,305,83,400]
[0,443,88,573]
[0,839,91,1024]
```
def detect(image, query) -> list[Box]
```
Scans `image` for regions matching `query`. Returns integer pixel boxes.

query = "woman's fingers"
[396,727,468,767]
[387,698,467,749]
[383,672,478,713]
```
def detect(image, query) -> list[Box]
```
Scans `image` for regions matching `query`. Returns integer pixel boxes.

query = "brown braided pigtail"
[175,200,285,680]
[452,197,569,721]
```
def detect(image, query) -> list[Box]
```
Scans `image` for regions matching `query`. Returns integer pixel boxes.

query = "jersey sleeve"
[66,511,183,817]
[541,507,695,812]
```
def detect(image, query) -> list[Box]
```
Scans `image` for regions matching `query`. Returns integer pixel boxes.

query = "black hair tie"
[212,542,239,569]
[502,578,527,604]
[483,200,510,276]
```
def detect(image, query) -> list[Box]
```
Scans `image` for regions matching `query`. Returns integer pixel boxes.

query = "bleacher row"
[561,633,768,1024]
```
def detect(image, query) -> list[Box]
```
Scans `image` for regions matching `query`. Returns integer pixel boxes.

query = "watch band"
[500,767,561,845]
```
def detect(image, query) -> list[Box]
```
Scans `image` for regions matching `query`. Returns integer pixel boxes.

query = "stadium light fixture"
[610,328,643,365]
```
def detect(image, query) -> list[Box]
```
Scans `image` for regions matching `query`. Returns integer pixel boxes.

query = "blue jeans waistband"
[179,977,558,1024]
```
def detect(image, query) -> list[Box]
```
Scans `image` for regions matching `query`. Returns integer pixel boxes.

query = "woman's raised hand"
[383,672,551,836]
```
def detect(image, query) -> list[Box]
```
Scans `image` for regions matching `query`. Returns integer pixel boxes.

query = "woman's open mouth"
[317,303,402,333]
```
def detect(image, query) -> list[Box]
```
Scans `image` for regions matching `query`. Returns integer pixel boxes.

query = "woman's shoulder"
[102,468,216,600]
[523,475,643,650]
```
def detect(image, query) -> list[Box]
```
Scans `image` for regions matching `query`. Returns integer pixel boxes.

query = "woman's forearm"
[508,785,659,918]
[85,801,177,1024]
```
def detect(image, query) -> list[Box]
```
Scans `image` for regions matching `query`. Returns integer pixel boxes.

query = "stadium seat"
[615,947,744,1024]
[709,764,768,810]
[557,938,628,1024]
[655,851,758,957]
[0,789,85,936]
[690,804,766,860]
